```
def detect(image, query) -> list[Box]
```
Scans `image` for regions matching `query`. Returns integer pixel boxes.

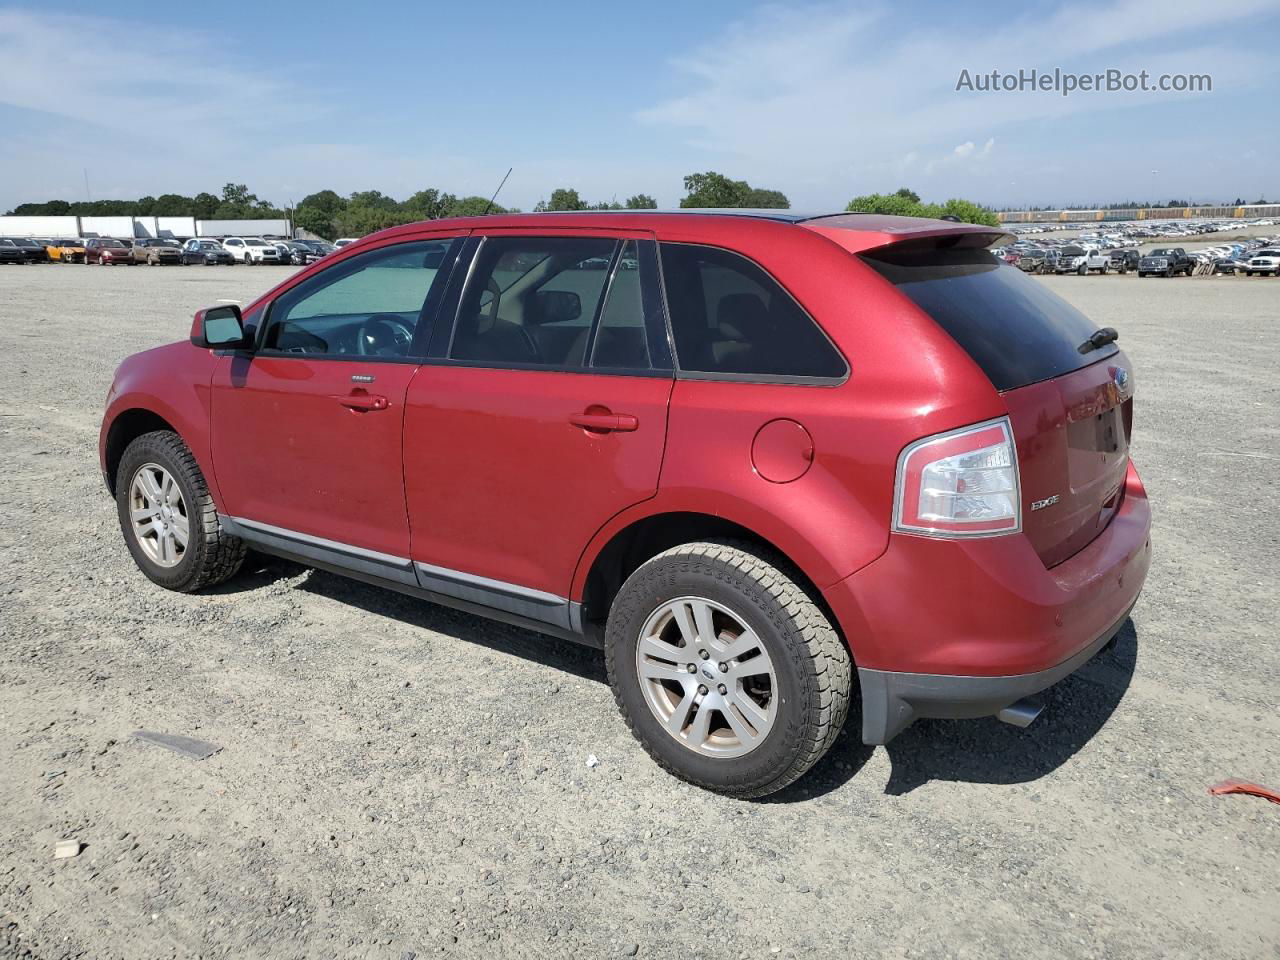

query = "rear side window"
[659,243,846,380]
[862,245,1118,391]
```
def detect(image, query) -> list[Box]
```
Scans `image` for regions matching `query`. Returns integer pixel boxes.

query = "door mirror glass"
[194,304,247,348]
[530,289,582,324]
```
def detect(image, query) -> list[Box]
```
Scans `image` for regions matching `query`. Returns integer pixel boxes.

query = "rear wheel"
[115,430,246,592]
[605,541,852,798]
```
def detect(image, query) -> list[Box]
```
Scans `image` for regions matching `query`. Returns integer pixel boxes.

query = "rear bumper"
[824,460,1151,744]
[857,602,1132,744]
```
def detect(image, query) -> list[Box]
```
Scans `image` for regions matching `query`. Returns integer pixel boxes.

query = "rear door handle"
[569,411,639,433]
[332,393,389,412]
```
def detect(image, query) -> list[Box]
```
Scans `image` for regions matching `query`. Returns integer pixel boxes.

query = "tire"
[1164,268,1173,278]
[115,430,247,592]
[1077,264,1087,276]
[604,540,852,799]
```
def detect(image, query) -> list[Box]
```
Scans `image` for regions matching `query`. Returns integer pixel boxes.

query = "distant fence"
[0,215,292,239]
[998,204,1280,224]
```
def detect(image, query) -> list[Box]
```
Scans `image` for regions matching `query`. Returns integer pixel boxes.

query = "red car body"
[84,238,134,265]
[100,211,1150,746]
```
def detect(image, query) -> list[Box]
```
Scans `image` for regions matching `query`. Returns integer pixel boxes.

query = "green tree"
[402,188,458,220]
[299,189,346,216]
[193,192,220,218]
[221,183,253,207]
[680,171,749,207]
[544,188,588,211]
[152,193,194,216]
[294,205,336,239]
[446,195,509,217]
[625,194,658,209]
[680,171,788,208]
[348,189,398,211]
[845,189,998,227]
[743,187,789,208]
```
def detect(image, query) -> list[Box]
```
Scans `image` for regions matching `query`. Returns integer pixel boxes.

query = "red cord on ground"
[1208,779,1280,805]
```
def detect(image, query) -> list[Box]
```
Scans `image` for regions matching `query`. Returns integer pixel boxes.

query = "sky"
[1,0,1277,214]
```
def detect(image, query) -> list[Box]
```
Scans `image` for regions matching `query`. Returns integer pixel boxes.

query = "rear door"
[402,231,674,620]
[862,242,1132,567]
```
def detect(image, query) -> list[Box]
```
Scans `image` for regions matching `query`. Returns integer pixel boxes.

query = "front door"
[403,233,674,618]
[209,236,467,571]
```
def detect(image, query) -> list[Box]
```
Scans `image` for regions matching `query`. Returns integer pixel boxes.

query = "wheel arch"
[102,407,179,495]
[574,510,845,652]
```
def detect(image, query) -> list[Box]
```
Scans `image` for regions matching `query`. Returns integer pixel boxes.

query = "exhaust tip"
[997,697,1044,729]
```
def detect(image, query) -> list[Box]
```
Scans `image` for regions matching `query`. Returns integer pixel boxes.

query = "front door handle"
[332,392,389,412]
[569,410,639,433]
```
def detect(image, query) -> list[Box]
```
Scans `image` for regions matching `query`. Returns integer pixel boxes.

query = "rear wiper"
[1079,327,1119,353]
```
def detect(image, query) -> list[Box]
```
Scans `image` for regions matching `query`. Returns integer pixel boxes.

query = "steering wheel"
[356,314,414,357]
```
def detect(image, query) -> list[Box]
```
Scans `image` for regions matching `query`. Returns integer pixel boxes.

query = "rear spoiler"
[801,214,1013,255]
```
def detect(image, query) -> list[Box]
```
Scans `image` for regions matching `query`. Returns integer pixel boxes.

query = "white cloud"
[637,0,1278,205]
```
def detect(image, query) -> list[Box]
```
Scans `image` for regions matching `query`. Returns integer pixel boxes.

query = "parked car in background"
[1014,249,1047,273]
[333,237,357,248]
[4,237,50,263]
[1138,248,1193,277]
[1245,249,1280,276]
[99,210,1150,798]
[222,237,282,265]
[44,238,87,263]
[1084,250,1113,274]
[282,240,329,265]
[132,238,184,266]
[1213,257,1249,275]
[84,238,134,265]
[1054,245,1091,274]
[0,239,28,264]
[181,239,236,266]
[1108,249,1140,274]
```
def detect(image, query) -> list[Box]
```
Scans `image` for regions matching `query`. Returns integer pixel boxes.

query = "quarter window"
[659,243,846,379]
[261,238,461,358]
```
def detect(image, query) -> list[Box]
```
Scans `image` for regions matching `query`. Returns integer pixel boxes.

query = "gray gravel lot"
[1,263,1277,960]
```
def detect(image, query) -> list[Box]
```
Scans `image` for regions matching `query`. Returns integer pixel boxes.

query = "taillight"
[893,417,1021,537]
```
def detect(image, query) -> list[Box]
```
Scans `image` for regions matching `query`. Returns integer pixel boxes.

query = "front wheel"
[115,430,247,592]
[605,541,852,798]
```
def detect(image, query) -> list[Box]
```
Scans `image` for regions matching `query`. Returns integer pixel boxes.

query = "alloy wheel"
[635,597,777,758]
[128,462,190,568]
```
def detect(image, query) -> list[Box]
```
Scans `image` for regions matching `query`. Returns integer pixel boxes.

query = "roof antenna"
[483,168,513,215]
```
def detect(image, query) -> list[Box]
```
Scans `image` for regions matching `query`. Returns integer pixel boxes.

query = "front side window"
[659,243,846,379]
[261,238,462,358]
[451,236,618,368]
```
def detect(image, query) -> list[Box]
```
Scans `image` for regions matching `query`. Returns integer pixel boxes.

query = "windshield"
[102,240,125,248]
[1149,248,1172,256]
[862,244,1118,391]
[246,239,267,247]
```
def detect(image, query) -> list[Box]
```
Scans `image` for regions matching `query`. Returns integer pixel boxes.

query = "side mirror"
[190,304,250,350]
[531,289,582,324]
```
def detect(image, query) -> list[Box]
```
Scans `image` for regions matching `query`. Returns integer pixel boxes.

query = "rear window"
[862,245,1117,391]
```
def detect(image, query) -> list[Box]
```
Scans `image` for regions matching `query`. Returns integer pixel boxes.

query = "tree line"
[7,174,1003,238]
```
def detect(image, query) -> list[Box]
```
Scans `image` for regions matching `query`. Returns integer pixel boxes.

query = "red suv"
[99,212,1151,797]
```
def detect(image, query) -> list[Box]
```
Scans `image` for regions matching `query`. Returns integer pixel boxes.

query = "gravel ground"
[1,263,1277,960]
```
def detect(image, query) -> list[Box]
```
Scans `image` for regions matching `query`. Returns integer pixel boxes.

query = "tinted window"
[451,236,617,368]
[862,245,1117,391]
[659,243,846,379]
[591,241,650,369]
[262,239,461,358]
